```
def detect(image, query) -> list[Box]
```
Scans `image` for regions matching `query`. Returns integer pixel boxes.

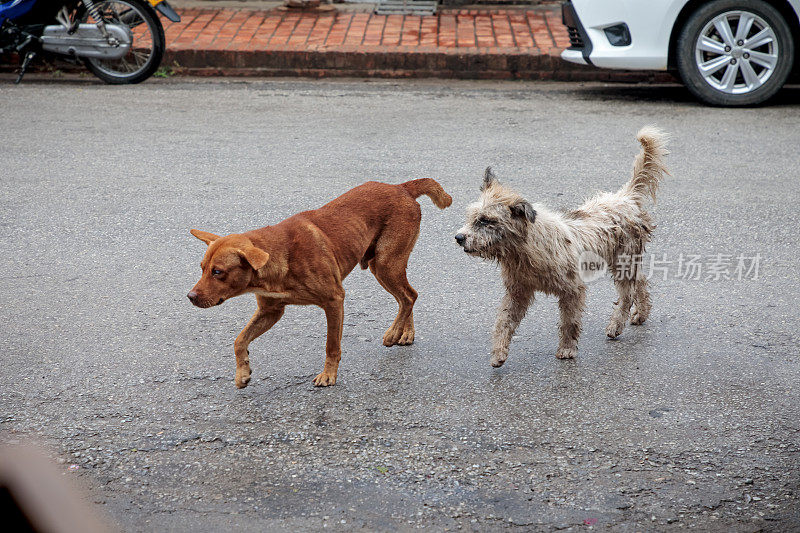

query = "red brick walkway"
[164,7,569,54]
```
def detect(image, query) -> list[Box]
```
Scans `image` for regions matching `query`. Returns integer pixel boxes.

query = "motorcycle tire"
[81,0,166,85]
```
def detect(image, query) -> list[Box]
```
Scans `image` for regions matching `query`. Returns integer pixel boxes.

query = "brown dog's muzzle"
[187,290,224,308]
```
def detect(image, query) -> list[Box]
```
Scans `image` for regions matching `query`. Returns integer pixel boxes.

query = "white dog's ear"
[510,201,536,224]
[480,167,497,191]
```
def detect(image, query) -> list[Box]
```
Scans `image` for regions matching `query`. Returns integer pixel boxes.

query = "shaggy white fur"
[456,126,670,366]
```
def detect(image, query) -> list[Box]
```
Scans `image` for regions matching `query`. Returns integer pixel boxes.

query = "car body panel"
[562,0,800,70]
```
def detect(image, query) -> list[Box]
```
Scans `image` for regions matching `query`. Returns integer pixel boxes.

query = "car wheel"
[676,0,794,106]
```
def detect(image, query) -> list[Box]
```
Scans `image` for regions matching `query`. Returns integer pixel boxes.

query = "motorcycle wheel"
[81,0,166,84]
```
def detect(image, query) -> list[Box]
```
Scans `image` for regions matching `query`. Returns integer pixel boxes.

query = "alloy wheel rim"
[694,10,779,95]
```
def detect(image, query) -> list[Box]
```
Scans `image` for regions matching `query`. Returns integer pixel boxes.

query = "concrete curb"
[164,48,674,82]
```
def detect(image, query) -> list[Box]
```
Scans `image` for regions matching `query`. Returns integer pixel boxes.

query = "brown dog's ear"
[480,167,498,192]
[239,246,270,271]
[190,229,220,245]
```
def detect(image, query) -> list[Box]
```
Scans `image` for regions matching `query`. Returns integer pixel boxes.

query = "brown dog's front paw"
[397,327,415,346]
[382,327,400,347]
[312,371,337,387]
[555,347,577,359]
[235,367,251,389]
[383,326,415,347]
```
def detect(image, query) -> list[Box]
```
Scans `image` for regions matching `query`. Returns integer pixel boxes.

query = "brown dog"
[188,179,452,388]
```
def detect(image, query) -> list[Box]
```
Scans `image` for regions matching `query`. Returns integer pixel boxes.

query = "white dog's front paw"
[630,305,649,325]
[555,346,577,359]
[606,320,625,339]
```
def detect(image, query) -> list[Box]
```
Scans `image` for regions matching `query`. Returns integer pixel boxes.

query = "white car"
[561,0,799,106]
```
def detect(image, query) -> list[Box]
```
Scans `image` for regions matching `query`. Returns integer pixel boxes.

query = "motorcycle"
[0,0,180,84]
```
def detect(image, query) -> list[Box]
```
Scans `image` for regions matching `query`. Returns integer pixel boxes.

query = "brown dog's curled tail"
[401,178,453,209]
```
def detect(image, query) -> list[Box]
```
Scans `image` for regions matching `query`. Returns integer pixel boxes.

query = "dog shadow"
[575,83,800,107]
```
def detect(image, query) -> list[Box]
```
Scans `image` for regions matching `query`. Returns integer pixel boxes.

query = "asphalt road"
[1,78,799,532]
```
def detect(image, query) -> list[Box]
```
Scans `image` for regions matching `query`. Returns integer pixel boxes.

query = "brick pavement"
[166,7,567,53]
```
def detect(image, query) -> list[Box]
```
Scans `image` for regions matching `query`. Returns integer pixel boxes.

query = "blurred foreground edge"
[0,444,111,533]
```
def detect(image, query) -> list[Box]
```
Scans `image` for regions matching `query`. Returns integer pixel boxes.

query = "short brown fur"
[188,178,452,388]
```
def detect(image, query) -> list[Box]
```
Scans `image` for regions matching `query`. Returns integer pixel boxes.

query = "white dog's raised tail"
[623,126,670,205]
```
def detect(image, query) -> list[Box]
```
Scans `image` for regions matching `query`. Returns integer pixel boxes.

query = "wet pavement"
[1,78,799,531]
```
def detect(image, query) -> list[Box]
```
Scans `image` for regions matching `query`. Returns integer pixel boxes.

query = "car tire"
[676,0,794,106]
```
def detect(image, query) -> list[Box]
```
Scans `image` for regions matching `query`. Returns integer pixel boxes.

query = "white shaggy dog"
[455,127,669,366]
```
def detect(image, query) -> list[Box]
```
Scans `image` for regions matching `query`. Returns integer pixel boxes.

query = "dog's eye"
[477,217,493,226]
[212,269,223,277]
